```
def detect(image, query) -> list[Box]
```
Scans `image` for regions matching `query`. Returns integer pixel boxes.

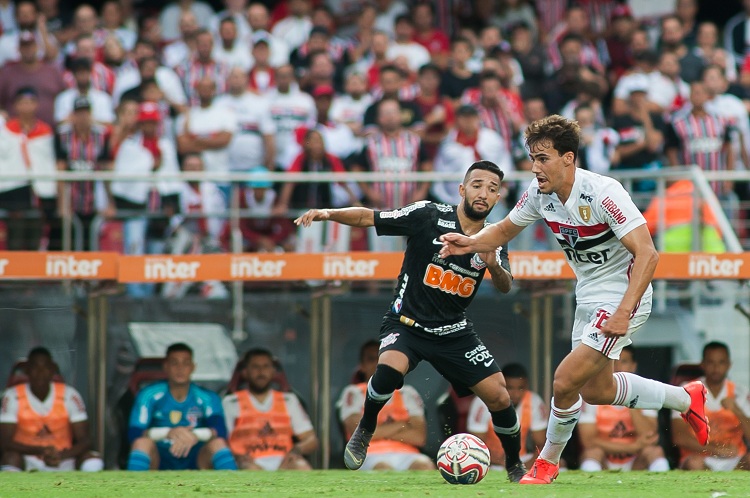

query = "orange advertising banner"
[0,252,118,280]
[0,252,747,282]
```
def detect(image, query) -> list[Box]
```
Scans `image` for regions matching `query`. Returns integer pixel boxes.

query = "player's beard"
[248,379,272,395]
[463,197,490,221]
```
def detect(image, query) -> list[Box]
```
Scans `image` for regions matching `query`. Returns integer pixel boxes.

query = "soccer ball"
[436,433,491,485]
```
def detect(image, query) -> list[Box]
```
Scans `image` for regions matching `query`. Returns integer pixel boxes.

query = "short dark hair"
[27,346,53,362]
[243,347,274,367]
[701,63,726,80]
[395,13,412,25]
[525,114,581,162]
[463,160,504,183]
[379,64,403,78]
[451,36,473,50]
[418,62,441,77]
[501,363,528,379]
[479,70,501,84]
[359,340,380,362]
[166,342,193,358]
[560,33,584,46]
[702,341,729,359]
[219,15,236,26]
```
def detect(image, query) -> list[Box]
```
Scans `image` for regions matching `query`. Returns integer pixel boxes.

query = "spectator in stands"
[547,5,604,74]
[299,50,338,95]
[353,97,432,211]
[38,0,73,47]
[432,104,507,206]
[0,0,15,34]
[247,32,276,95]
[414,63,454,159]
[99,0,137,52]
[127,343,236,471]
[54,58,115,125]
[62,5,98,57]
[337,340,434,471]
[509,22,547,100]
[272,0,313,52]
[492,0,538,41]
[724,0,750,68]
[160,0,214,42]
[215,67,276,174]
[176,75,236,197]
[175,29,231,107]
[665,81,735,198]
[210,0,250,41]
[559,79,605,127]
[604,5,636,85]
[675,0,699,48]
[465,71,516,155]
[578,346,670,473]
[55,96,113,250]
[0,347,103,472]
[440,37,479,104]
[703,65,750,171]
[0,29,65,126]
[0,87,56,251]
[329,69,373,146]
[213,16,252,72]
[269,64,316,170]
[575,104,619,175]
[611,50,661,117]
[116,42,188,112]
[695,22,737,83]
[373,0,408,37]
[611,82,667,195]
[0,1,58,67]
[224,348,318,470]
[246,4,290,68]
[659,15,705,83]
[672,342,750,471]
[63,35,116,96]
[467,363,547,471]
[412,3,449,69]
[363,65,423,131]
[163,11,200,69]
[309,84,358,161]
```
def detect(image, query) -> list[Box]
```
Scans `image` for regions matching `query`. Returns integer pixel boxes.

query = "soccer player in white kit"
[439,115,710,484]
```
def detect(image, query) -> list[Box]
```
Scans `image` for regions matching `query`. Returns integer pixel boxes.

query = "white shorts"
[606,457,635,471]
[253,456,284,471]
[361,451,432,471]
[572,299,652,360]
[704,456,742,472]
[23,455,76,471]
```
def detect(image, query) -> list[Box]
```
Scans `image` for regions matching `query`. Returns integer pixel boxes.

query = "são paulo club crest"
[560,226,579,247]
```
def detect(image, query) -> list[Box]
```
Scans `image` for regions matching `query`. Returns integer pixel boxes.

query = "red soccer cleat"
[681,380,710,446]
[519,458,559,485]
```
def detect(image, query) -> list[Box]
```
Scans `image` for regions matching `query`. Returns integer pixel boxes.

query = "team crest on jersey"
[579,206,591,222]
[560,226,579,247]
[470,253,487,270]
[169,410,182,425]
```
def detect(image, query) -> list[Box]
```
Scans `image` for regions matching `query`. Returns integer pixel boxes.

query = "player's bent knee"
[205,437,229,453]
[409,456,436,471]
[681,456,708,471]
[552,376,578,398]
[372,461,394,470]
[640,445,665,461]
[581,447,605,462]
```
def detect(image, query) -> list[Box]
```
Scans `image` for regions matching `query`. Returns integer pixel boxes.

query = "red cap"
[610,5,633,20]
[138,101,161,122]
[311,84,335,98]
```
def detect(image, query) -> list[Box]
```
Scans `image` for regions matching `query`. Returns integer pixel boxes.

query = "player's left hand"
[294,209,330,227]
[598,309,630,338]
[168,428,198,458]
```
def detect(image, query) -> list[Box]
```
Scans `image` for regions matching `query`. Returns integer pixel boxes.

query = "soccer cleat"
[343,424,373,470]
[681,380,710,446]
[519,458,559,485]
[506,461,527,483]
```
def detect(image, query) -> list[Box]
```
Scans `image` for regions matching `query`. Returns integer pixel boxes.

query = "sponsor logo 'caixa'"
[323,255,379,278]
[230,256,287,278]
[46,255,103,277]
[688,255,744,278]
[512,255,567,278]
[144,257,200,280]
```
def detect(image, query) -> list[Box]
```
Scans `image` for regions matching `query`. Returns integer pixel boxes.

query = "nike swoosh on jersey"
[484,360,494,367]
[432,238,443,245]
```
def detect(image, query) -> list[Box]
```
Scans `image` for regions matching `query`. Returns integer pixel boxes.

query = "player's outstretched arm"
[294,207,375,228]
[439,218,523,258]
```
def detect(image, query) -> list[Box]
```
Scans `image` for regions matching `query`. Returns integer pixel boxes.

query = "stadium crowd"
[0,0,748,265]
[1,341,748,471]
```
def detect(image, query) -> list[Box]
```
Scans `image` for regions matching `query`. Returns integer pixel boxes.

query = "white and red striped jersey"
[509,169,652,305]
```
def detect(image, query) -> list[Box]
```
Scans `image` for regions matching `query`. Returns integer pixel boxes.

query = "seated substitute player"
[467,363,548,470]
[578,346,670,472]
[672,341,750,471]
[126,343,237,471]
[438,115,709,485]
[296,160,529,483]
[337,340,434,471]
[0,347,103,472]
[223,348,318,471]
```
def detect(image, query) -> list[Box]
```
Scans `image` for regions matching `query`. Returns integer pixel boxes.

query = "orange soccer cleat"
[681,380,710,446]
[519,458,559,485]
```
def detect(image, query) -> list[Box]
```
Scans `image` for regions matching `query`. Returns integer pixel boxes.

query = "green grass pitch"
[1,471,750,497]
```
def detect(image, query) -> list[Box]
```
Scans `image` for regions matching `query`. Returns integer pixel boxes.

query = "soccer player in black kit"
[295,160,526,482]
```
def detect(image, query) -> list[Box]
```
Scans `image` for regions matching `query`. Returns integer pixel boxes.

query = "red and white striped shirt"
[362,130,426,209]
[63,62,116,95]
[174,58,231,106]
[54,122,110,214]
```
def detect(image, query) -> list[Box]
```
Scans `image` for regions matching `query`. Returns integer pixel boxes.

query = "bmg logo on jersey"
[465,344,494,367]
[423,263,476,297]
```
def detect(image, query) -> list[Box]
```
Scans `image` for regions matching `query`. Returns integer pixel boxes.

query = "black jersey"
[374,201,511,333]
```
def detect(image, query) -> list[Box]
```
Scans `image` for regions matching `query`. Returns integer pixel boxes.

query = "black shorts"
[378,317,500,397]
[0,185,33,212]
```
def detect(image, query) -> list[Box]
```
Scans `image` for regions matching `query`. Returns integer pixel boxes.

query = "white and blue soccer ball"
[436,433,491,485]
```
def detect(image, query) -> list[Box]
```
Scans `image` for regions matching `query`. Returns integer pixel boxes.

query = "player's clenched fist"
[294,209,330,227]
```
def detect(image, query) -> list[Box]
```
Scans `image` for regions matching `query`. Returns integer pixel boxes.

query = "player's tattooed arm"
[480,248,513,293]
[294,207,375,228]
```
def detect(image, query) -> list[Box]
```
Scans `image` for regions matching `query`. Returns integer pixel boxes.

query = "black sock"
[491,406,522,468]
[359,364,404,432]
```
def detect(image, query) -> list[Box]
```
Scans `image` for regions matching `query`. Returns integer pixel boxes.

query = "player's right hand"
[438,233,474,258]
[294,209,330,227]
